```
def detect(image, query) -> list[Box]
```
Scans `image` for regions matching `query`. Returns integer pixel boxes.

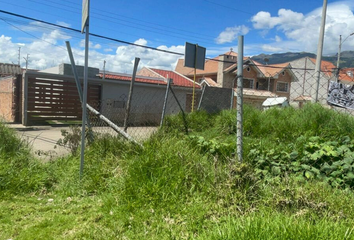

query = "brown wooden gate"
[27,77,101,124]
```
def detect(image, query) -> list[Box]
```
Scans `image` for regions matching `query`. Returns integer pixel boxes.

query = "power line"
[15,0,218,45]
[0,17,67,50]
[0,9,336,73]
[203,0,254,15]
[0,9,185,56]
[40,0,217,39]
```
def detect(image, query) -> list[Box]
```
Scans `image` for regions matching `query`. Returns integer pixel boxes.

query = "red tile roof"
[251,60,291,77]
[150,68,200,88]
[99,68,200,89]
[339,68,354,82]
[99,73,167,85]
[175,51,249,76]
[309,58,336,77]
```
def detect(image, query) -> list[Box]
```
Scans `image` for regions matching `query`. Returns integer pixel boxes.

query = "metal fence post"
[65,41,94,143]
[314,0,327,102]
[197,84,206,111]
[230,77,236,110]
[160,78,172,126]
[124,57,140,132]
[236,35,244,162]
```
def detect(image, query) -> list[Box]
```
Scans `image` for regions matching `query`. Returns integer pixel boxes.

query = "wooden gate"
[27,77,101,124]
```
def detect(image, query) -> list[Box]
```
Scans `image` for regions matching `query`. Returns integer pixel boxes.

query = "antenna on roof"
[18,47,21,66]
[23,54,29,70]
[264,58,269,65]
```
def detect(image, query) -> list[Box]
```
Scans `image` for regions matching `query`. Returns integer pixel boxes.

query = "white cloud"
[56,21,71,28]
[252,11,281,29]
[261,45,283,52]
[216,25,249,44]
[79,40,102,49]
[250,1,354,54]
[0,28,184,73]
[134,38,148,45]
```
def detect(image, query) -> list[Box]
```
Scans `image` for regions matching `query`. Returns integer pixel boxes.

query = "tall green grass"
[2,105,354,239]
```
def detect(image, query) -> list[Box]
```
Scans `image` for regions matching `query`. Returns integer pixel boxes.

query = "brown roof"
[241,88,277,98]
[224,63,237,73]
[251,61,291,77]
[223,51,238,57]
[175,51,249,77]
[175,57,219,76]
[309,58,336,77]
[293,95,312,102]
[99,73,167,85]
[202,77,219,87]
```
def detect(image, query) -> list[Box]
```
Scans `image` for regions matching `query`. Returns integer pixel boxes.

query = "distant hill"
[251,51,354,68]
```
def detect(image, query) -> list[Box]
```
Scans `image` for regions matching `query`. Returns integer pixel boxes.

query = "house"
[289,57,336,106]
[338,68,354,84]
[175,51,298,109]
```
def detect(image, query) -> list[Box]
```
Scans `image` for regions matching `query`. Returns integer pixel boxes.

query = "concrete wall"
[100,81,193,125]
[290,57,331,105]
[40,63,99,78]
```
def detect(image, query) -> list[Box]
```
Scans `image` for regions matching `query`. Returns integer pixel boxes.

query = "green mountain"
[251,51,354,68]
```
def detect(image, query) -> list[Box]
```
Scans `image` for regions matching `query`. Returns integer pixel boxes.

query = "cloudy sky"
[0,0,354,73]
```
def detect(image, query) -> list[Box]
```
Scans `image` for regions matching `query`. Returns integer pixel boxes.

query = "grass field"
[1,103,354,239]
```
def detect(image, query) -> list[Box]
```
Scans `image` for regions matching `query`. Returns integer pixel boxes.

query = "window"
[246,67,250,72]
[256,79,268,90]
[276,82,289,92]
[243,79,254,89]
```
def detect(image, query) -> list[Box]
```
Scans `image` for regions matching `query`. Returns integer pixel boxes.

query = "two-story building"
[175,51,298,108]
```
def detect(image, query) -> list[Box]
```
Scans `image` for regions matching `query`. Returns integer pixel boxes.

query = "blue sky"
[0,0,354,72]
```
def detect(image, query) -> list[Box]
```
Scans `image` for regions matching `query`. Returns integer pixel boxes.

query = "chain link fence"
[87,83,200,142]
[85,63,354,145]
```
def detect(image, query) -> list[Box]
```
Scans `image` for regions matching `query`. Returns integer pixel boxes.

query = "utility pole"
[23,54,29,70]
[18,47,21,66]
[103,60,106,80]
[314,0,327,103]
[336,32,354,82]
[236,35,244,163]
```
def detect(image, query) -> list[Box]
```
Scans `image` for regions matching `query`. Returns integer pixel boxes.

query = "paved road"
[7,124,71,161]
[6,124,158,161]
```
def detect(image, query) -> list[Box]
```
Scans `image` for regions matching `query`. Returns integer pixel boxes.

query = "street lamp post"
[336,32,354,82]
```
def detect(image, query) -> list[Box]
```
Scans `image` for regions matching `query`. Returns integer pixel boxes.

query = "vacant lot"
[2,104,354,239]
